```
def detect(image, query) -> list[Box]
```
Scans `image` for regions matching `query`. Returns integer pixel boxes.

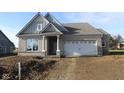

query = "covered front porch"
[40,22,63,57]
[42,35,61,57]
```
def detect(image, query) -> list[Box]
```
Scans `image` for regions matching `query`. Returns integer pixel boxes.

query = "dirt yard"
[45,55,124,80]
[0,56,57,80]
[1,55,124,80]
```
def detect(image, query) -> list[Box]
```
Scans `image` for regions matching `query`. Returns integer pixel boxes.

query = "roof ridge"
[63,22,88,24]
[96,28,109,35]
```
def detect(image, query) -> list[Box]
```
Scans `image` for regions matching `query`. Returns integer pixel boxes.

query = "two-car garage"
[63,40,98,56]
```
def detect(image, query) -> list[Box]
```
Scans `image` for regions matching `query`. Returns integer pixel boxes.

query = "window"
[37,24,43,31]
[75,41,78,44]
[88,41,91,43]
[84,41,87,43]
[0,47,3,54]
[0,47,7,54]
[102,42,106,47]
[92,41,96,44]
[26,39,38,51]
[72,41,74,44]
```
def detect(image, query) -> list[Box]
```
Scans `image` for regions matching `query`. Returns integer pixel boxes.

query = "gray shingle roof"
[0,30,15,47]
[96,28,109,35]
[45,13,69,32]
[17,12,109,36]
[63,23,107,35]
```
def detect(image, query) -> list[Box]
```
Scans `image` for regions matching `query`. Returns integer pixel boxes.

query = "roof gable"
[16,12,49,36]
[40,23,63,35]
[0,30,15,47]
[45,13,69,32]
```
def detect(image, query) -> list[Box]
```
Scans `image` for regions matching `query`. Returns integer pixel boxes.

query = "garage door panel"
[64,40,97,56]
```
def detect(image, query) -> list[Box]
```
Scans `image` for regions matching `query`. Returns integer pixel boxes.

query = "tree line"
[109,35,124,49]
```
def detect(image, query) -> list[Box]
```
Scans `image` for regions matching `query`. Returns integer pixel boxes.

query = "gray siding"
[18,34,103,56]
[0,31,15,54]
[102,35,109,54]
[21,16,49,34]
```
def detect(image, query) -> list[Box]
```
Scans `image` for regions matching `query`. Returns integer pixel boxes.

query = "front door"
[48,36,57,55]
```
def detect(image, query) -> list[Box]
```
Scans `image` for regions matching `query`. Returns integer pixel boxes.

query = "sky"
[0,12,124,47]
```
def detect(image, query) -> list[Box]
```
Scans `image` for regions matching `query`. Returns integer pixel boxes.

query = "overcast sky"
[0,12,124,47]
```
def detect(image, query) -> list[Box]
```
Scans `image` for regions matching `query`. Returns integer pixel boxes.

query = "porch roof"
[40,23,63,35]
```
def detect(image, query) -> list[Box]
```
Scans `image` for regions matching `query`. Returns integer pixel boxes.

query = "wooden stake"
[18,62,21,80]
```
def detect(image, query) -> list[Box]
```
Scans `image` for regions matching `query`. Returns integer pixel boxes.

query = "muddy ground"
[45,55,124,80]
[1,55,124,80]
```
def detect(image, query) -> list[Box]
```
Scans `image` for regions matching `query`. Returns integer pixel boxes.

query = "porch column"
[56,35,61,56]
[42,35,46,56]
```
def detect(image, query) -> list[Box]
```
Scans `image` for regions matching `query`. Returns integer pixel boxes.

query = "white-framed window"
[26,39,38,51]
[37,24,43,31]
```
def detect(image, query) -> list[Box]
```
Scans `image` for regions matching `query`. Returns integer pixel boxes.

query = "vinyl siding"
[21,16,49,34]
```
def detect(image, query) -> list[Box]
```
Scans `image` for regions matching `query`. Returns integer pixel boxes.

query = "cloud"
[0,25,18,47]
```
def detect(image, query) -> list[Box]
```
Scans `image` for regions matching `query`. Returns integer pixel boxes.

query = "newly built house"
[16,12,109,57]
[0,30,15,54]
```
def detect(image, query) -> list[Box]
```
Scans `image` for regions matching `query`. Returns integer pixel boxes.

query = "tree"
[109,36,117,48]
[109,35,124,49]
[115,34,123,43]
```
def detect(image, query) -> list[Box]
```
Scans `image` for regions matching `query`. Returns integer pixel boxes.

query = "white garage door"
[64,40,98,56]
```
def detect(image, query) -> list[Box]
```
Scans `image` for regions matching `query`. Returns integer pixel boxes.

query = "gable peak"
[45,12,51,17]
[45,12,69,32]
[37,12,40,14]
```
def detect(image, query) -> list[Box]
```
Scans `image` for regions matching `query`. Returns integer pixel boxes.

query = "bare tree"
[115,34,123,43]
[109,34,124,49]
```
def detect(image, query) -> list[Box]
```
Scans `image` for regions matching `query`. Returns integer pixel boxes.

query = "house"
[0,30,15,54]
[117,42,124,49]
[16,12,109,57]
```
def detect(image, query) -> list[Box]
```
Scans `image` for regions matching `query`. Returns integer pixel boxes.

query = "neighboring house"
[0,30,15,54]
[16,12,109,57]
[117,42,124,49]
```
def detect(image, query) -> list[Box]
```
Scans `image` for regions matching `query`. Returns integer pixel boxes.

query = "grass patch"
[109,50,124,52]
[109,50,124,55]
